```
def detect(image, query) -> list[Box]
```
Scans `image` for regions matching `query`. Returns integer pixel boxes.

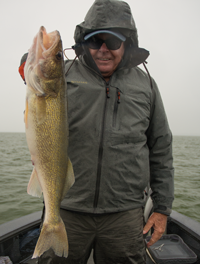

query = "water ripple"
[0,133,199,224]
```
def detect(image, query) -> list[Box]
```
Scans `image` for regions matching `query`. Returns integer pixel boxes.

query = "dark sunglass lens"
[105,38,122,50]
[86,36,122,50]
[87,37,103,49]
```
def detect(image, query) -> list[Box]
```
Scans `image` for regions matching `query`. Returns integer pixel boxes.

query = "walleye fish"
[24,26,74,259]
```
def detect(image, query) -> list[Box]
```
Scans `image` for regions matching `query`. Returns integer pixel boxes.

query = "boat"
[0,195,200,264]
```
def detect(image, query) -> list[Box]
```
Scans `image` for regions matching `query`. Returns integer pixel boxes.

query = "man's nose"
[99,42,109,51]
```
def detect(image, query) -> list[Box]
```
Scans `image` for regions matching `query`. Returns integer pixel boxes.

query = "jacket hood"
[73,0,149,68]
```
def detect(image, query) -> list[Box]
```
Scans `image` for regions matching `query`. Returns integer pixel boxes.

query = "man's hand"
[143,212,167,247]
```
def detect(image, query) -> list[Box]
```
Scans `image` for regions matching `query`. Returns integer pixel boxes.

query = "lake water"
[0,133,199,225]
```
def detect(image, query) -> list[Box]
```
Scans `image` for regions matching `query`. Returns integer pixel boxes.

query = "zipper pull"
[106,87,110,98]
[117,90,121,103]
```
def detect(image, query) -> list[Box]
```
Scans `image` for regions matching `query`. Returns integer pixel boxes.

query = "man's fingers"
[147,238,156,248]
[144,213,168,247]
[146,230,163,247]
[143,215,155,234]
[143,222,152,234]
[143,212,167,235]
[146,237,155,248]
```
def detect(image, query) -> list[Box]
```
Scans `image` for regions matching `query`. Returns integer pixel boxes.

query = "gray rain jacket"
[61,0,174,215]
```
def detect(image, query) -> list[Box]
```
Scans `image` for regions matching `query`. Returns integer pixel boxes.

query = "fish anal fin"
[27,167,42,197]
[61,158,75,201]
[36,96,46,125]
[32,217,68,258]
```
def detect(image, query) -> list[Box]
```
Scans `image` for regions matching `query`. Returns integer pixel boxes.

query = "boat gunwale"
[0,211,42,243]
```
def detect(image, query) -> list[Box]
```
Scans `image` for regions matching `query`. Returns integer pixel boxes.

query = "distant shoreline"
[1,132,200,137]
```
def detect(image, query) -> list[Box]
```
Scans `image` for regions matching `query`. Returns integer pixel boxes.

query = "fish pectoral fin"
[36,97,46,124]
[61,158,75,200]
[27,167,43,197]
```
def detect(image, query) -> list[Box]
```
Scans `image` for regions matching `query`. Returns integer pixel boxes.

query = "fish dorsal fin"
[27,167,43,197]
[61,158,75,200]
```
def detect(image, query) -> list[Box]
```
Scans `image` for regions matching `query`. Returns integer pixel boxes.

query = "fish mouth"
[24,26,62,95]
[39,26,60,59]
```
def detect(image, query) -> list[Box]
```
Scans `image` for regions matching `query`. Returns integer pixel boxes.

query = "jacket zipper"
[93,82,110,211]
[77,59,112,211]
[112,88,121,128]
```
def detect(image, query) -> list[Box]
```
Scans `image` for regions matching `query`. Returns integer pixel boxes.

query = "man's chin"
[98,67,113,77]
[101,71,112,78]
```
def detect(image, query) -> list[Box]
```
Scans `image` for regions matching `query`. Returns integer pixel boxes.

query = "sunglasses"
[86,36,123,50]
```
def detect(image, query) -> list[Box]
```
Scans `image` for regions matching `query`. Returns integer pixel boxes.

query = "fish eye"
[55,51,62,60]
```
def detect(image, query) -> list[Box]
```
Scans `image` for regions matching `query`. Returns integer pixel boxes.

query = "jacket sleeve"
[146,79,174,216]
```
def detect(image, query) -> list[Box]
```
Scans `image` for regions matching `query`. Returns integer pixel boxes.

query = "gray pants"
[38,208,146,264]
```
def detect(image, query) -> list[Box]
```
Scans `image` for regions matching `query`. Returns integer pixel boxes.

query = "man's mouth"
[98,58,110,61]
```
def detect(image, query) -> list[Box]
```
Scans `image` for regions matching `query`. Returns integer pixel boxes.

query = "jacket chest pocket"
[111,91,151,132]
[112,88,121,128]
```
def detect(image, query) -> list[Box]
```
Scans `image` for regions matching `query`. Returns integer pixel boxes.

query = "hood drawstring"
[106,85,121,104]
[143,62,153,90]
[65,55,78,76]
[106,85,121,106]
[106,87,110,98]
[63,46,79,76]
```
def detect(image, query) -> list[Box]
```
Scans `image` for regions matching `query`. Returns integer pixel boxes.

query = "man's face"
[89,33,124,80]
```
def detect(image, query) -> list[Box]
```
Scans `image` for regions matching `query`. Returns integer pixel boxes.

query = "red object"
[18,61,26,81]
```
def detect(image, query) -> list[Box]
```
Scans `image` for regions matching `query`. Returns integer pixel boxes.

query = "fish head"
[25,26,64,96]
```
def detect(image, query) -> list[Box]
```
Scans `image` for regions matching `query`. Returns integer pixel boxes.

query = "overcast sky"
[0,0,199,136]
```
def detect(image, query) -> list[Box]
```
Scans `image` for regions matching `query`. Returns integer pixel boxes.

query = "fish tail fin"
[32,217,68,259]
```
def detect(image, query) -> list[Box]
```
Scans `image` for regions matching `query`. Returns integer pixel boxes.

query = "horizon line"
[0,131,200,137]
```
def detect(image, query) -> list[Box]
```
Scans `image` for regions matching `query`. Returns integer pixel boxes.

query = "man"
[19,0,174,263]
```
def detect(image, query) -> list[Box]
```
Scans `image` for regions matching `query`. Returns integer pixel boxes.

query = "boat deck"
[0,211,200,264]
